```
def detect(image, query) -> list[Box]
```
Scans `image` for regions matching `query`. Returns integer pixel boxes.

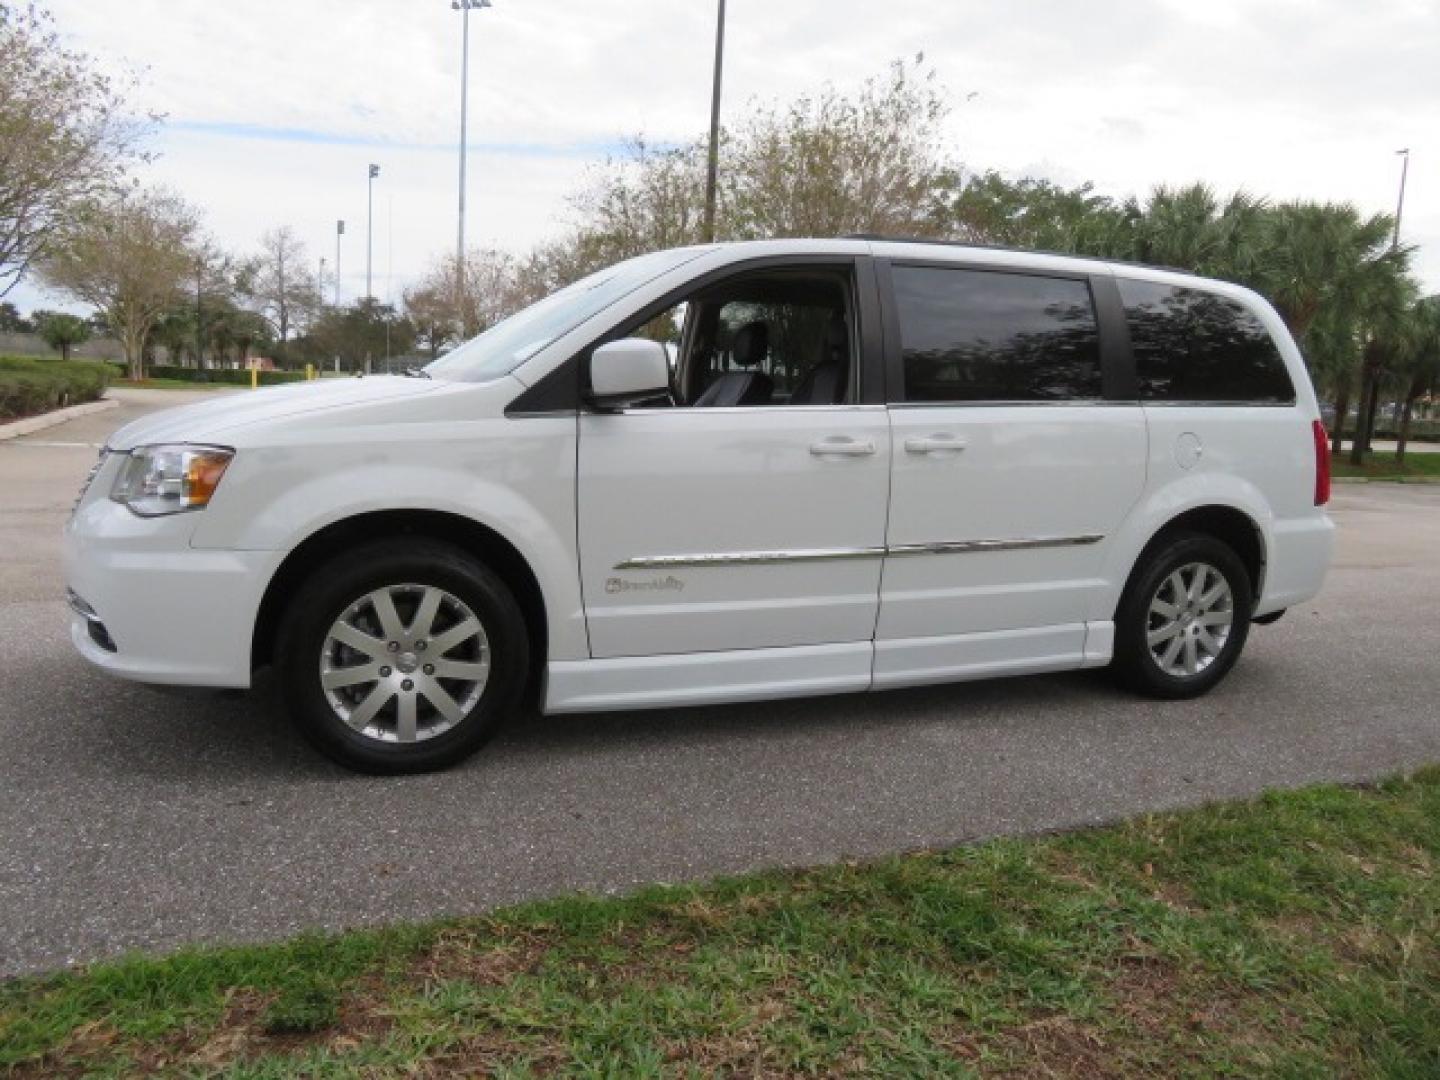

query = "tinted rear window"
[893,267,1102,402]
[1118,280,1295,403]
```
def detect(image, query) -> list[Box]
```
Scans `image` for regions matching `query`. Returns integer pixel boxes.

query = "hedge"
[0,356,111,421]
[143,365,309,386]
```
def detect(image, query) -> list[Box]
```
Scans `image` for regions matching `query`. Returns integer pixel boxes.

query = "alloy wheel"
[319,583,490,743]
[1145,561,1234,679]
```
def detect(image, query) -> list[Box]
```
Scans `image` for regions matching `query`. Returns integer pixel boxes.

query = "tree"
[0,300,32,332]
[935,171,1134,255]
[1391,298,1440,465]
[0,2,153,297]
[1272,206,1407,461]
[309,298,414,372]
[404,247,523,355]
[40,187,201,380]
[228,307,272,366]
[151,307,195,366]
[36,310,89,359]
[726,57,952,240]
[537,56,959,288]
[245,226,320,362]
[566,138,711,269]
[403,278,456,360]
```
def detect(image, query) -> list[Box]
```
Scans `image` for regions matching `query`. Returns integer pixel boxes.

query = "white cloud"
[14,0,1437,317]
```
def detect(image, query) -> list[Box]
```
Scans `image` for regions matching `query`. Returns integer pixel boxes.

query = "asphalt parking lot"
[2,390,1439,977]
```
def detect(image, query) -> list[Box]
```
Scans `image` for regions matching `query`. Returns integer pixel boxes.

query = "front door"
[577,261,890,660]
[875,262,1147,684]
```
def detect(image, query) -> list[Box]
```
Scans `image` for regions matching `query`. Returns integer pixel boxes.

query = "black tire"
[276,539,529,774]
[1111,530,1253,699]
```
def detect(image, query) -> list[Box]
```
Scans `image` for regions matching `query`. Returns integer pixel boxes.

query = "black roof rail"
[840,234,1189,276]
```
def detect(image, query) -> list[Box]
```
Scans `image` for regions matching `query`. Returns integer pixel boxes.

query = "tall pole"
[194,258,204,369]
[1393,148,1410,249]
[702,0,727,244]
[457,1,471,269]
[335,219,344,306]
[366,164,379,300]
[452,1,490,337]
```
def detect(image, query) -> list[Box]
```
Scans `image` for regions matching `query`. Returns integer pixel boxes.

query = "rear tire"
[1111,531,1253,699]
[276,539,528,773]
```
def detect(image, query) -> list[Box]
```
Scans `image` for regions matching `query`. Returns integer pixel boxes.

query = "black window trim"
[506,254,887,416]
[876,256,1130,408]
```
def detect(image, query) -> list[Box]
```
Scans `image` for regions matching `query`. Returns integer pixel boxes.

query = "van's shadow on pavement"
[43,654,1151,786]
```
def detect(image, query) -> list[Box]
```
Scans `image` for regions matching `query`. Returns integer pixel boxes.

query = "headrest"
[732,321,769,367]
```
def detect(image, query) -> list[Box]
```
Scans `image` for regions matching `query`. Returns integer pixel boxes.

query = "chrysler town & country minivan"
[65,239,1335,772]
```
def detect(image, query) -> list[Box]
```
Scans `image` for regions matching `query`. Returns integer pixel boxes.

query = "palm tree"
[1393,297,1440,465]
[151,309,196,368]
[1129,185,1270,282]
[1246,203,1410,458]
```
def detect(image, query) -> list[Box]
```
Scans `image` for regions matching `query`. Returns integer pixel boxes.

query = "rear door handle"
[905,435,968,455]
[809,437,876,457]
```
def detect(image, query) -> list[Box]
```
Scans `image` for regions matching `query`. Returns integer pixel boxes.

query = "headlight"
[110,444,234,517]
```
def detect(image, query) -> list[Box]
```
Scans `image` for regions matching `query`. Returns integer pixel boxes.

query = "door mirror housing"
[587,338,671,410]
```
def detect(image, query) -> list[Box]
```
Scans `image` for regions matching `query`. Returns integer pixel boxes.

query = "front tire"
[1111,531,1253,699]
[276,539,528,773]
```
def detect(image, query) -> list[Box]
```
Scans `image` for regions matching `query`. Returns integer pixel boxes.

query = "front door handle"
[809,437,876,457]
[905,434,968,455]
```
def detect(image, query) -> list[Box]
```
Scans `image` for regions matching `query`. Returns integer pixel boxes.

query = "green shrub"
[0,356,111,421]
[143,365,308,387]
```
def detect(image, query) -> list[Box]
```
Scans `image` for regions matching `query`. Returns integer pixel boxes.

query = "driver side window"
[625,267,856,408]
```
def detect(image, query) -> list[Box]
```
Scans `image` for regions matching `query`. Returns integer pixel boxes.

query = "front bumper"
[64,483,285,689]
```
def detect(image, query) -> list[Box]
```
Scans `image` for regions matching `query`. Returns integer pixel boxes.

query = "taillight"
[1312,419,1330,506]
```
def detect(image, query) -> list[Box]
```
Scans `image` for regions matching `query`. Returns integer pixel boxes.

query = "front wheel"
[1111,531,1253,699]
[276,539,529,773]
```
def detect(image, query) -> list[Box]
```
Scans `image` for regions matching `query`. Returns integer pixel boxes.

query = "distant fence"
[1372,420,1440,440]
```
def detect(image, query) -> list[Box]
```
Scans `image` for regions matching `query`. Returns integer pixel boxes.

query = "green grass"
[3,770,1439,1077]
[1332,451,1440,481]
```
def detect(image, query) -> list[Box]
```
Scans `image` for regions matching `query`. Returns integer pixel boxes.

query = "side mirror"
[587,338,671,410]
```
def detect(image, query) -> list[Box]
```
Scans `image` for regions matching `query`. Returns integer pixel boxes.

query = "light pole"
[335,219,344,306]
[452,0,491,272]
[194,257,205,369]
[702,0,727,244]
[1393,148,1410,249]
[366,164,380,300]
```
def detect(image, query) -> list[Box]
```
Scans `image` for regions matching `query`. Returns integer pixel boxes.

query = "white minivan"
[65,239,1335,772]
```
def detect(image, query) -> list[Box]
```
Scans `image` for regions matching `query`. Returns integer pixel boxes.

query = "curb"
[0,397,119,443]
[1334,476,1440,486]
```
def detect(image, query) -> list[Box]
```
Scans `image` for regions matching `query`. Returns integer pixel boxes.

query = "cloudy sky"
[15,0,1439,314]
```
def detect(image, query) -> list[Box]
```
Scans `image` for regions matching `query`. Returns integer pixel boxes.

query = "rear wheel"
[1112,531,1253,699]
[277,539,528,773]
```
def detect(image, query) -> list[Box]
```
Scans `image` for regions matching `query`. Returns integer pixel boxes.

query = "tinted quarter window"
[1118,280,1295,403]
[893,267,1102,402]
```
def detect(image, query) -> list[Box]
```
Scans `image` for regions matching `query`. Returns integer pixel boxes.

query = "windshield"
[424,247,707,383]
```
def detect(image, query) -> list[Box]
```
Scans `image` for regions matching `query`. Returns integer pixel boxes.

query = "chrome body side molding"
[887,535,1103,557]
[614,534,1103,571]
[614,547,884,570]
